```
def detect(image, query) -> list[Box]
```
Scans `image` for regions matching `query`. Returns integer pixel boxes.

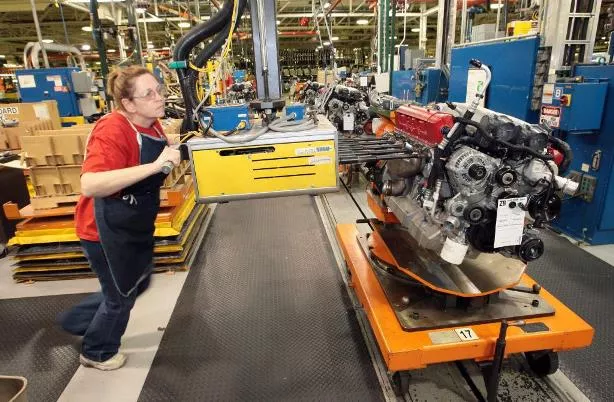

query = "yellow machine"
[186,118,338,203]
[507,20,538,36]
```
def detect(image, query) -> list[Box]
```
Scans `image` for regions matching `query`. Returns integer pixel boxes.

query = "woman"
[59,66,181,370]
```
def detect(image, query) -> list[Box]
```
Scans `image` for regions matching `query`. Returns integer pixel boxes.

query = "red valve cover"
[395,105,455,147]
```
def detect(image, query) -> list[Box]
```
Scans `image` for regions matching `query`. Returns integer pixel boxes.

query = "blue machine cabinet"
[542,80,607,132]
[391,70,415,101]
[551,65,614,244]
[449,36,541,122]
[391,68,447,105]
[15,68,83,117]
[204,104,251,131]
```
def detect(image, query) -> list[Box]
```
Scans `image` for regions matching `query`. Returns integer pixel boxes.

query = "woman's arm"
[81,146,180,198]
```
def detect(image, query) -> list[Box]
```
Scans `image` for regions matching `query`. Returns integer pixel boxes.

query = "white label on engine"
[308,156,332,165]
[343,112,355,131]
[295,145,332,156]
[494,197,528,248]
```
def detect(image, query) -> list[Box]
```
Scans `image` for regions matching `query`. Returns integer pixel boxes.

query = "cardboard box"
[2,119,53,149]
[21,133,88,166]
[0,102,60,128]
[20,136,54,166]
[53,134,86,165]
[58,166,82,194]
[3,126,24,149]
[0,130,7,150]
[43,100,62,129]
[35,125,93,136]
[30,165,82,196]
[30,167,62,196]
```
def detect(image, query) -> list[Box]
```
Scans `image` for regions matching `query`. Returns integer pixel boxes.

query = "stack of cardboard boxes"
[0,101,62,150]
[18,118,185,209]
[20,125,93,208]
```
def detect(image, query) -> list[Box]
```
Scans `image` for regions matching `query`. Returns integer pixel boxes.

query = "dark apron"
[94,120,167,297]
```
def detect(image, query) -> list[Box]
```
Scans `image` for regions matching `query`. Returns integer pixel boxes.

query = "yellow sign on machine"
[187,118,339,203]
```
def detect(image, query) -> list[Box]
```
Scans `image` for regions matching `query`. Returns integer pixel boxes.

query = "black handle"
[470,59,482,68]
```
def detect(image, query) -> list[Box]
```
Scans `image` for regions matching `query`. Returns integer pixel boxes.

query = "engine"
[323,85,370,135]
[370,104,578,265]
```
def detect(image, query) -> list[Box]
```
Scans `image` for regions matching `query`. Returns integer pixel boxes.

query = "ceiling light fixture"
[178,22,191,28]
[42,39,54,43]
[411,28,420,33]
[81,44,91,51]
[331,36,339,41]
[356,19,369,25]
[82,26,92,32]
[107,49,116,53]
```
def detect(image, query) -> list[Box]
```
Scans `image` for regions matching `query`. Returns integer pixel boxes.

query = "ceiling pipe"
[26,42,87,70]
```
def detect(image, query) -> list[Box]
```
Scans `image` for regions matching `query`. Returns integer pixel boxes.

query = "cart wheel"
[525,350,559,377]
[391,371,411,397]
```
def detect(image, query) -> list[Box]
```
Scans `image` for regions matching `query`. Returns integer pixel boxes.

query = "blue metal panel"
[233,70,246,83]
[419,68,448,104]
[391,68,447,105]
[204,104,251,131]
[285,103,306,120]
[449,37,540,122]
[552,64,614,244]
[16,68,81,117]
[391,70,415,101]
[548,81,607,132]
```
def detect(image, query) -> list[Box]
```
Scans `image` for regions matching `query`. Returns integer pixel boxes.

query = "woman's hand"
[154,146,181,172]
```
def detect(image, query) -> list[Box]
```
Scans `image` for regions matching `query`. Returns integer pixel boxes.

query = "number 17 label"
[455,327,479,341]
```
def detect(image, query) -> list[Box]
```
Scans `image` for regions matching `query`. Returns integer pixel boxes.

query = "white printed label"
[360,76,368,87]
[455,328,479,341]
[539,105,561,128]
[0,106,18,116]
[295,145,332,156]
[237,113,247,118]
[17,75,36,89]
[33,104,50,120]
[494,197,528,248]
[46,75,63,87]
[466,68,487,107]
[308,156,332,165]
[542,83,554,104]
[554,88,563,99]
[581,163,590,173]
[343,113,355,131]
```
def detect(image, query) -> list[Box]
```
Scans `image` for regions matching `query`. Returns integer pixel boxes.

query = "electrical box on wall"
[540,80,608,132]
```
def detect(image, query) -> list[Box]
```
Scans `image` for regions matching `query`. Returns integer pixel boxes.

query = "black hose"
[174,0,234,131]
[548,135,573,174]
[455,117,554,161]
[185,0,247,115]
[179,0,248,132]
[173,0,233,62]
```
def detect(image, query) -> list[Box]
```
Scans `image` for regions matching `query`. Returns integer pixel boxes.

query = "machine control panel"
[540,81,608,132]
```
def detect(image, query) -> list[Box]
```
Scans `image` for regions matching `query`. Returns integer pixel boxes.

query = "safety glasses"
[132,84,168,100]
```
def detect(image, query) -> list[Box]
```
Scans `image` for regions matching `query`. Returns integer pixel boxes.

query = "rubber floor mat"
[0,293,87,402]
[139,196,384,401]
[529,229,614,402]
